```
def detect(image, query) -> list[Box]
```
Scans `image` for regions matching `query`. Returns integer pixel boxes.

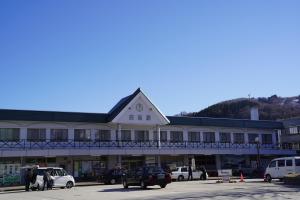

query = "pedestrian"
[200,166,207,180]
[188,165,193,181]
[24,168,32,191]
[42,170,50,191]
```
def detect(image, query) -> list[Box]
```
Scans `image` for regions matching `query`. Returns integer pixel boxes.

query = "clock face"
[136,103,143,112]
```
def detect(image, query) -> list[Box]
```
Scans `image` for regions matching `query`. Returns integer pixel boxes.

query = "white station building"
[0,88,296,185]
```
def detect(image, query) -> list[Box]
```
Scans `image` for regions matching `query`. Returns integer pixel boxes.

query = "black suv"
[102,168,124,184]
[122,166,171,189]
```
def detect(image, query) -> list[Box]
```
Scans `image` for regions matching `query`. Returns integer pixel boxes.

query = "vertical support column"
[277,129,282,147]
[117,124,122,147]
[69,128,75,141]
[91,129,96,141]
[131,129,135,141]
[215,155,222,170]
[272,132,277,146]
[149,130,154,141]
[200,131,204,142]
[20,128,27,141]
[46,129,51,142]
[230,132,234,143]
[244,133,249,144]
[111,129,116,141]
[156,125,161,149]
[215,131,220,142]
[183,129,188,142]
[117,155,122,168]
[167,130,171,141]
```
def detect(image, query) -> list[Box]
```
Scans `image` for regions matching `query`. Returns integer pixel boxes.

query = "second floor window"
[219,132,231,143]
[188,132,200,142]
[203,132,215,143]
[170,131,183,142]
[50,129,68,142]
[233,133,244,144]
[95,130,111,141]
[248,133,259,144]
[74,129,91,141]
[262,134,273,144]
[121,130,131,141]
[0,128,20,141]
[27,128,46,142]
[153,131,168,141]
[135,130,149,141]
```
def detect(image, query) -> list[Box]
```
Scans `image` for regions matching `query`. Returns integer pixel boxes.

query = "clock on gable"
[135,103,143,112]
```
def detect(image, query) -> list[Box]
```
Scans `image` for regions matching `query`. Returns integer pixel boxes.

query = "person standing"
[188,165,193,181]
[24,168,32,191]
[42,170,50,190]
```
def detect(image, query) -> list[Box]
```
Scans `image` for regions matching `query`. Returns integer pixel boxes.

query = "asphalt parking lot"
[0,180,299,200]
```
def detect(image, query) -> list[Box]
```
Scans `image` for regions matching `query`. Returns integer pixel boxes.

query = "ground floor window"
[95,130,111,141]
[203,132,215,143]
[170,131,183,142]
[219,132,231,143]
[74,129,91,141]
[134,130,149,141]
[0,159,21,186]
[27,128,46,141]
[188,132,200,142]
[50,129,68,142]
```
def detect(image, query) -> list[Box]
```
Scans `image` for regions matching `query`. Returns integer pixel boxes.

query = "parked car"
[264,156,300,182]
[171,166,207,181]
[102,168,124,184]
[122,166,171,189]
[31,167,75,190]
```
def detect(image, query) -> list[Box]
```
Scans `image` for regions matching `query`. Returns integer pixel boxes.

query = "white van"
[31,167,75,190]
[264,156,300,182]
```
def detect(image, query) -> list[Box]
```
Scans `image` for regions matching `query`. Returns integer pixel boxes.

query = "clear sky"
[0,0,299,115]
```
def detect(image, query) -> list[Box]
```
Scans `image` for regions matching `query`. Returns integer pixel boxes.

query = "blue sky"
[0,0,299,115]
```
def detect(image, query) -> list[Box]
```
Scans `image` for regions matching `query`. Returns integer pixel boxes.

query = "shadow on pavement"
[99,187,160,192]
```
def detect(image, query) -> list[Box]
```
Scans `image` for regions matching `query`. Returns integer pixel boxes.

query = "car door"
[267,160,277,178]
[277,160,286,178]
[285,159,294,175]
[181,167,188,179]
[51,169,65,187]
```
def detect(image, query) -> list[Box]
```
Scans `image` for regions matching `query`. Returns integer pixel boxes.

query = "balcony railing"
[0,139,293,150]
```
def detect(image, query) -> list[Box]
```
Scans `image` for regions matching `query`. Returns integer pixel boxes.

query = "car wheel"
[123,180,128,189]
[160,183,166,188]
[178,175,184,181]
[110,179,116,185]
[266,174,272,183]
[66,181,74,189]
[140,180,147,189]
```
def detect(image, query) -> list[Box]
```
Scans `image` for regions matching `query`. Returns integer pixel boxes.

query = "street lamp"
[255,137,260,169]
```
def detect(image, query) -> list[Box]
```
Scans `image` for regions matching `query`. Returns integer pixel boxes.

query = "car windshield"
[172,168,179,172]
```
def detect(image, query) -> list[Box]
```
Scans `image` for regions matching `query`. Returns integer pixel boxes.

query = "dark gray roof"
[281,117,300,128]
[167,116,283,129]
[107,88,141,121]
[0,109,109,123]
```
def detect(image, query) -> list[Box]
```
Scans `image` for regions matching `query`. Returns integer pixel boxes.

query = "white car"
[31,167,75,190]
[171,166,207,181]
[264,156,300,182]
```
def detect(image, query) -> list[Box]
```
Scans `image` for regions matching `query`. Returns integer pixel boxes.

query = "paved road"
[0,180,299,200]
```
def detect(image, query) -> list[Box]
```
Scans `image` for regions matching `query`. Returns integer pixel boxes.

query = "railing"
[0,139,294,150]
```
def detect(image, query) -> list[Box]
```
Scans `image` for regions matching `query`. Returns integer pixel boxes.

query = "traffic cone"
[239,172,245,182]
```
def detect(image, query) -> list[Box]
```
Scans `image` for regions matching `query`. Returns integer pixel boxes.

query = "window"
[278,160,285,167]
[50,129,68,142]
[121,130,131,141]
[153,131,167,141]
[248,133,259,144]
[146,115,151,121]
[286,160,293,167]
[74,129,91,141]
[262,134,272,144]
[181,167,188,172]
[219,132,231,143]
[129,115,134,120]
[170,131,183,142]
[138,115,142,120]
[95,130,111,141]
[27,128,46,141]
[289,127,298,134]
[0,128,20,141]
[134,130,149,141]
[296,159,300,166]
[203,132,215,143]
[269,161,276,168]
[188,132,200,142]
[233,133,244,144]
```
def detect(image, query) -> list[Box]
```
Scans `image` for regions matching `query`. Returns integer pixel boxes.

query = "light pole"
[255,137,260,169]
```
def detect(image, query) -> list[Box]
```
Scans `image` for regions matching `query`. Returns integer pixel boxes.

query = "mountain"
[186,95,300,120]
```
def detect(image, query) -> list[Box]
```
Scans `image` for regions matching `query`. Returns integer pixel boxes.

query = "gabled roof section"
[107,88,141,121]
[108,88,170,124]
